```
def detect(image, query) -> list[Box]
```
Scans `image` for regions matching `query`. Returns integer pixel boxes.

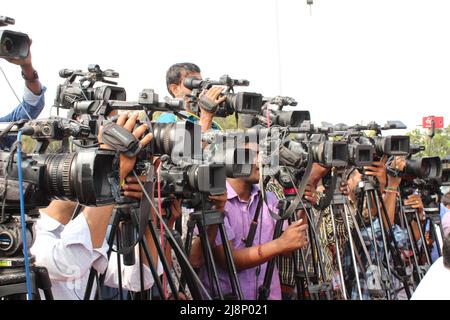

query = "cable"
[17,131,33,299]
[0,65,32,120]
[156,166,167,298]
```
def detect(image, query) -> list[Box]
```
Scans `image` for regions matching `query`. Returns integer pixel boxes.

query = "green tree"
[406,125,450,158]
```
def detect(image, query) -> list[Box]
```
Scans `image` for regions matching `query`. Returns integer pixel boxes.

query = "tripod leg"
[329,205,347,300]
[258,218,284,300]
[218,223,243,300]
[413,210,431,266]
[374,189,411,299]
[198,222,224,299]
[144,219,178,300]
[402,210,424,285]
[341,204,363,300]
[364,191,391,300]
[304,207,331,300]
[115,229,125,300]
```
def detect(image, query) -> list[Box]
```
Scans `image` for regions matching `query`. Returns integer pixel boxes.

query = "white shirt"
[30,211,162,300]
[411,257,450,300]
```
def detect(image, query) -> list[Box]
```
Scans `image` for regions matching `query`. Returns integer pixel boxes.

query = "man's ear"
[169,84,179,97]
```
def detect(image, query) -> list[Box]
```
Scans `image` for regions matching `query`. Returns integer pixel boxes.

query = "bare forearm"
[21,63,41,95]
[83,205,114,248]
[410,220,424,241]
[216,239,283,272]
[382,192,397,227]
[199,113,214,133]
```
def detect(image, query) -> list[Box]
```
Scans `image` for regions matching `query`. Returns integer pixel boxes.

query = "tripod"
[0,258,53,300]
[83,198,168,300]
[423,206,444,259]
[257,187,331,300]
[355,175,412,300]
[397,197,430,287]
[184,195,243,300]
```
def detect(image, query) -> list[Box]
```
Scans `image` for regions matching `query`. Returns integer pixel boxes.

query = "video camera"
[243,96,311,128]
[183,74,263,117]
[0,16,30,60]
[0,117,116,259]
[54,65,185,144]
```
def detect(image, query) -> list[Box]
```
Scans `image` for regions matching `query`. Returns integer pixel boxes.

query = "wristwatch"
[21,69,39,81]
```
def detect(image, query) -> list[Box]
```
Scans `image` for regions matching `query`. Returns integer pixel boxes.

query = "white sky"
[1,0,449,133]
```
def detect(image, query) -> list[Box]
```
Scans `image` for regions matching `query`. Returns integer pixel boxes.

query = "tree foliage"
[406,125,450,158]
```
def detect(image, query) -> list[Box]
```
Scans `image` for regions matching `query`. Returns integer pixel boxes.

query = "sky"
[1,0,449,134]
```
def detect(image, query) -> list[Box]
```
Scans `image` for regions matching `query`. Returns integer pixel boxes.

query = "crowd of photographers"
[1,27,450,301]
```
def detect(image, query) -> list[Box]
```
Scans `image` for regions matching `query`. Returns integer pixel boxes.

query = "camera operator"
[30,112,160,300]
[157,62,224,133]
[152,63,228,299]
[0,40,45,147]
[341,156,415,299]
[189,142,309,300]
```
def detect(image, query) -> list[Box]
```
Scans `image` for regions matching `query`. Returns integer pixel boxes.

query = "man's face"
[240,142,260,184]
[171,71,202,103]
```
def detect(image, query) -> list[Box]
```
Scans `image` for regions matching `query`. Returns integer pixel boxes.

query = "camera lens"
[36,149,115,206]
[2,37,14,53]
[0,229,14,252]
[152,121,202,160]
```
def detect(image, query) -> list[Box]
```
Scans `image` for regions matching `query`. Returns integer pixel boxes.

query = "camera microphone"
[59,68,74,78]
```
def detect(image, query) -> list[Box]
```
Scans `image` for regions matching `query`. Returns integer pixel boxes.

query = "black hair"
[166,62,201,97]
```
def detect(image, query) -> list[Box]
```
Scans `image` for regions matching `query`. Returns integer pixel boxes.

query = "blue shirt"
[156,111,221,131]
[343,218,409,300]
[0,85,46,147]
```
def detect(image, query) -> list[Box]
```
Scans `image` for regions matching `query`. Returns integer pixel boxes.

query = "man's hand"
[364,158,388,192]
[277,219,308,254]
[199,86,227,116]
[99,112,152,181]
[303,184,318,206]
[404,194,424,218]
[339,180,350,196]
[122,175,146,200]
[388,156,406,188]
[209,192,228,213]
[3,39,42,95]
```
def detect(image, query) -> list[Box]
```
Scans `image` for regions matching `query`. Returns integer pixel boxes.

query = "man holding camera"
[158,62,225,132]
[0,40,45,147]
[189,141,309,300]
[30,112,161,299]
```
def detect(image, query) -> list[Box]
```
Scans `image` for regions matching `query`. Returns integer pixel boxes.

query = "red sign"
[422,116,444,129]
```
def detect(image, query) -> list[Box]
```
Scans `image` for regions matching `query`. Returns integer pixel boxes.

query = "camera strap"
[386,167,403,178]
[100,121,142,157]
[138,165,154,243]
[263,148,314,222]
[316,172,337,210]
[244,191,263,247]
[198,95,219,113]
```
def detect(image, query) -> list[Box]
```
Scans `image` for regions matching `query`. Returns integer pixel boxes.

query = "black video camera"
[0,16,30,60]
[244,96,311,128]
[183,74,263,117]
